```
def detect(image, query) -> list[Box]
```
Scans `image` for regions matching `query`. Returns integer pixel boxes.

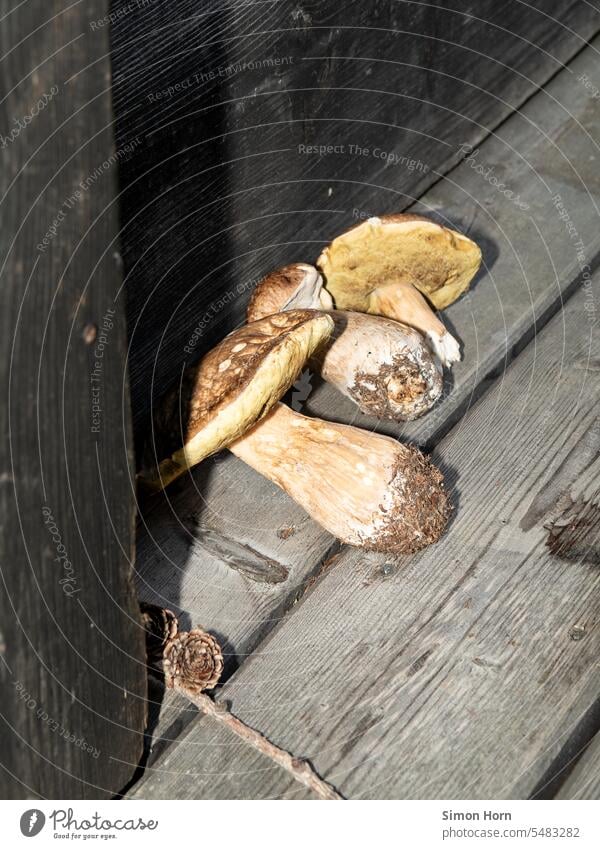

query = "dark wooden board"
[109,0,600,453]
[0,0,146,798]
[130,35,600,776]
[130,271,600,799]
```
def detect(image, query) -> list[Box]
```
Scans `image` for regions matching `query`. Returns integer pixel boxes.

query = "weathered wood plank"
[132,34,600,771]
[556,733,600,799]
[131,271,600,799]
[110,0,600,449]
[0,1,147,798]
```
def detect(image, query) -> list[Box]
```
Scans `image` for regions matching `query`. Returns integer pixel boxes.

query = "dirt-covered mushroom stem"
[318,310,442,421]
[230,403,450,554]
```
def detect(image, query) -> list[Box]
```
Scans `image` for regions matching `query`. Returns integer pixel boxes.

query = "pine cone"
[140,602,179,667]
[163,628,224,694]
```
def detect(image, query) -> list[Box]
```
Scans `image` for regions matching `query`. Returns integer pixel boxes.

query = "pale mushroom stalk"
[230,403,449,554]
[368,279,461,366]
[248,263,443,421]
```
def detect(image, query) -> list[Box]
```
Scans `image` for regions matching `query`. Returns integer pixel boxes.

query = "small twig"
[173,682,344,800]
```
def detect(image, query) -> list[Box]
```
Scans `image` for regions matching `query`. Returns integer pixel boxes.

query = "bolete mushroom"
[316,213,482,365]
[247,263,443,421]
[140,309,450,554]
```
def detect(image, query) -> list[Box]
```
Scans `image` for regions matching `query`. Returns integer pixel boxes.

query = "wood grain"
[0,1,146,798]
[132,710,318,800]
[133,453,340,765]
[131,270,600,799]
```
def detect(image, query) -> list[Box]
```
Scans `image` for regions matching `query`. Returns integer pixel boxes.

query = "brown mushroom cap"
[317,213,482,311]
[139,309,334,490]
[247,262,333,322]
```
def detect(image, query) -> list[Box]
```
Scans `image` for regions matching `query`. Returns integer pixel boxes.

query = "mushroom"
[140,309,450,554]
[247,263,443,421]
[316,213,482,365]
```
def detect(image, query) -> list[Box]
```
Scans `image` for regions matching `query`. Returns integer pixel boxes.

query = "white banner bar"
[2,799,599,848]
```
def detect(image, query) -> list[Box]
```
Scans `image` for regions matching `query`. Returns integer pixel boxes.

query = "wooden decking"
[128,38,600,799]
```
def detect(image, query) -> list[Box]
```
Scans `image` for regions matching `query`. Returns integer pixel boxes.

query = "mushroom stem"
[317,310,442,421]
[368,281,461,366]
[229,403,450,554]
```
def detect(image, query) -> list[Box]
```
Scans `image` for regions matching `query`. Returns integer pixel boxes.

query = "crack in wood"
[185,525,290,584]
[407,646,438,677]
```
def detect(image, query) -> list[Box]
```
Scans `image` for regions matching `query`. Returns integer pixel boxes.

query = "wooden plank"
[132,36,600,769]
[306,30,600,446]
[0,1,146,797]
[131,271,600,799]
[109,0,600,450]
[556,733,600,799]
